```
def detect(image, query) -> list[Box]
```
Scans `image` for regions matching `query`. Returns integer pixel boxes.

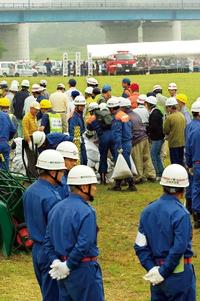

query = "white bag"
[111,153,133,180]
[130,155,138,175]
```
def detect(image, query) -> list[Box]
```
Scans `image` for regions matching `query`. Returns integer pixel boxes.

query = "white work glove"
[143,266,164,286]
[49,260,70,280]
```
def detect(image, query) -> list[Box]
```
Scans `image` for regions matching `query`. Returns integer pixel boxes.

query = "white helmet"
[85,87,93,94]
[40,79,47,86]
[86,77,98,86]
[11,80,19,87]
[160,164,189,188]
[10,83,19,92]
[21,79,30,88]
[119,97,131,107]
[30,100,40,110]
[191,100,200,113]
[145,96,157,105]
[36,149,66,170]
[137,94,147,104]
[29,131,46,150]
[165,97,178,106]
[32,84,43,92]
[56,141,79,160]
[168,82,177,90]
[152,84,162,92]
[107,97,120,108]
[74,95,86,106]
[88,102,99,112]
[99,102,108,111]
[68,165,97,185]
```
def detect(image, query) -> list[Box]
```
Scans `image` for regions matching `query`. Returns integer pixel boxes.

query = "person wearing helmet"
[97,84,112,104]
[85,87,95,118]
[49,83,69,134]
[86,77,98,88]
[134,164,196,301]
[86,102,113,184]
[121,78,131,98]
[168,82,177,97]
[39,99,62,134]
[40,79,49,99]
[145,96,164,181]
[0,97,18,135]
[23,149,66,301]
[185,100,200,228]
[0,102,16,169]
[152,84,167,115]
[0,80,9,97]
[69,95,87,165]
[176,93,191,125]
[44,165,104,301]
[133,94,149,127]
[22,101,40,177]
[164,97,186,166]
[6,82,19,113]
[129,82,139,109]
[13,79,30,137]
[56,141,79,199]
[23,84,45,116]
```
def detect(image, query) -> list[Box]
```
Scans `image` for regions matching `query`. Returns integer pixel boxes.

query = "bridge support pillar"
[172,21,182,41]
[0,24,29,60]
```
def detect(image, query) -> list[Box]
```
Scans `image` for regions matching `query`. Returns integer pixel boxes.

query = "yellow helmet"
[176,93,188,104]
[40,99,52,109]
[0,97,10,107]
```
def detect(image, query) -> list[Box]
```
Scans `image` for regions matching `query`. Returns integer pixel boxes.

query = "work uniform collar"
[70,193,91,206]
[38,178,56,188]
[161,193,181,203]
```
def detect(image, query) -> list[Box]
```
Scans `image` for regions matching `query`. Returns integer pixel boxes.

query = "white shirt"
[133,105,149,124]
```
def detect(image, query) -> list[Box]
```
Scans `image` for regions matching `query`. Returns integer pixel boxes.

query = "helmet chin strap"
[48,170,63,186]
[76,184,94,202]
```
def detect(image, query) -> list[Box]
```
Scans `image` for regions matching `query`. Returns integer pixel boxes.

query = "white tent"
[87,40,200,58]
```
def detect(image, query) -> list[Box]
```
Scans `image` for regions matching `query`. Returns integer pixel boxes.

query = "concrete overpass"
[1,0,200,60]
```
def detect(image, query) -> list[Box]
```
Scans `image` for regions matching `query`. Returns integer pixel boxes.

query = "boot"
[192,211,200,229]
[126,178,137,192]
[100,173,107,185]
[109,179,122,191]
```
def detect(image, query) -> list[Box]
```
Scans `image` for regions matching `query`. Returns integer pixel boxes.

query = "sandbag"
[112,153,133,180]
[130,155,138,175]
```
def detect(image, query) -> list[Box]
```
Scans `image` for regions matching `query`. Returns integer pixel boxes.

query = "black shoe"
[135,177,147,184]
[126,186,137,192]
[108,186,122,191]
[147,177,156,183]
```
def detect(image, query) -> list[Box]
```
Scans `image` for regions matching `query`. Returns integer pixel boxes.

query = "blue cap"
[122,78,131,85]
[71,90,80,98]
[102,84,111,93]
[68,79,76,87]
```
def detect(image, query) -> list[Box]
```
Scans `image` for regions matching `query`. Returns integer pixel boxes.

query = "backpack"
[95,109,112,129]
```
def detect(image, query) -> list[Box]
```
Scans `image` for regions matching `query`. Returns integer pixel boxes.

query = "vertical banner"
[88,52,93,76]
[75,52,81,76]
[62,52,68,77]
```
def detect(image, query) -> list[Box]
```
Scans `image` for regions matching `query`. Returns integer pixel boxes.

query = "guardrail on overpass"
[0,1,200,10]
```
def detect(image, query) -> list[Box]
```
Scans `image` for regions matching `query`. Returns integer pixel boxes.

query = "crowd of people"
[0,75,198,300]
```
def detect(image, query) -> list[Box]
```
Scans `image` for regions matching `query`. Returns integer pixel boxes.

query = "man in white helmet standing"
[134,164,196,301]
[56,141,79,199]
[68,95,87,165]
[23,149,66,301]
[45,165,104,301]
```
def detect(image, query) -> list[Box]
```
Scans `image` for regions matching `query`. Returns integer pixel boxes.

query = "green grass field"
[0,73,200,300]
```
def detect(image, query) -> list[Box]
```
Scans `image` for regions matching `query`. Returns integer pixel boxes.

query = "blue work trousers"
[98,131,115,173]
[150,140,164,177]
[32,243,59,301]
[58,261,104,301]
[122,141,132,169]
[169,146,184,166]
[81,142,87,165]
[0,141,10,170]
[192,164,200,212]
[151,264,196,301]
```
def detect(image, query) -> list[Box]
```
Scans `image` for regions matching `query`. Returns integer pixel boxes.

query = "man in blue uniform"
[107,97,136,191]
[56,141,79,199]
[23,149,66,301]
[134,164,196,301]
[185,100,200,228]
[44,165,104,301]
[68,95,87,165]
[0,109,16,169]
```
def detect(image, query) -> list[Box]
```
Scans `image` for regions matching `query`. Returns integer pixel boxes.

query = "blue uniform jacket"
[46,133,71,149]
[0,111,16,141]
[111,110,132,149]
[69,111,85,141]
[23,179,61,243]
[44,193,99,270]
[185,119,200,168]
[134,194,193,279]
[55,171,70,200]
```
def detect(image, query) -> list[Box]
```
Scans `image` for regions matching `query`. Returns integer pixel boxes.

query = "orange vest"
[129,92,139,109]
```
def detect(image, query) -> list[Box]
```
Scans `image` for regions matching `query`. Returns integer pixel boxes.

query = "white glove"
[49,260,70,280]
[143,266,164,286]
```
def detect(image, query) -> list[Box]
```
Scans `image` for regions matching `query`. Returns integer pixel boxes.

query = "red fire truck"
[106,51,137,75]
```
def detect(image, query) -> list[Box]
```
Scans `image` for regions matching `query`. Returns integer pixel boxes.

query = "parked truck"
[106,51,136,75]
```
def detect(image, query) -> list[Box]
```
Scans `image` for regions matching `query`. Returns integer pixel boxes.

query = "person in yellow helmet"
[0,97,18,132]
[176,93,191,125]
[39,99,62,134]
